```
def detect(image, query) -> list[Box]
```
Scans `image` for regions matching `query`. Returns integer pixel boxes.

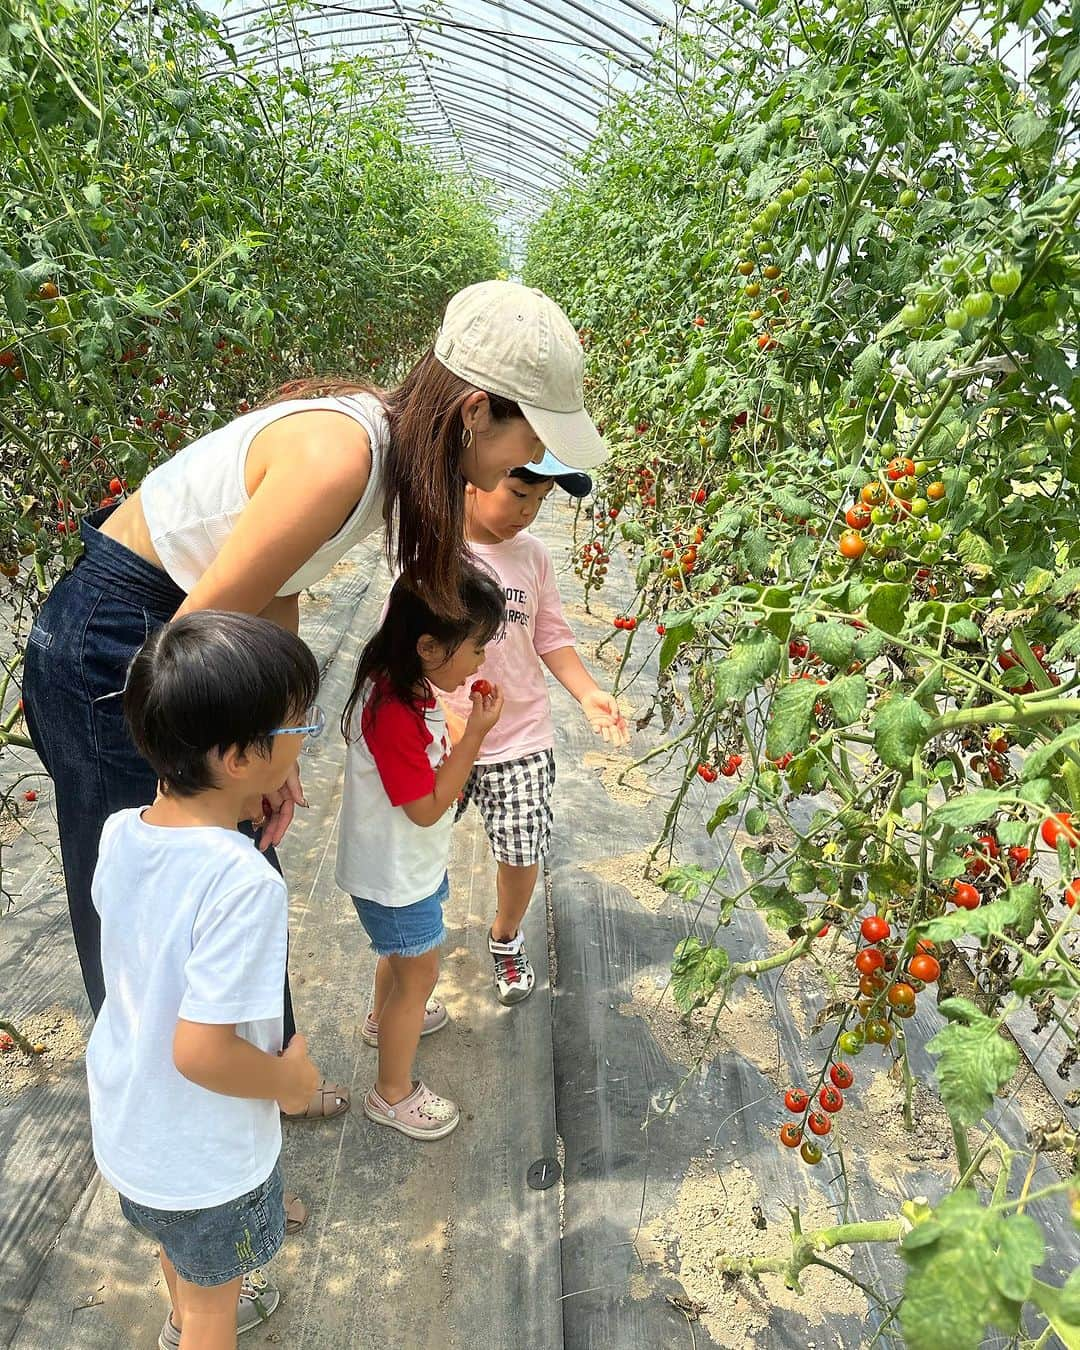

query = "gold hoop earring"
[462,426,474,452]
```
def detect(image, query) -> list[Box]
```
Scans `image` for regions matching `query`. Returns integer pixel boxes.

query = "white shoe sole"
[496,979,534,1005]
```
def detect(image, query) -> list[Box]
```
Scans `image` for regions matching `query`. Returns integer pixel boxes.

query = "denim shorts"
[352,873,449,957]
[119,1162,285,1286]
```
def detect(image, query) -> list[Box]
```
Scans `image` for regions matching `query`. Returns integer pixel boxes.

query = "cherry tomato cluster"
[575,540,610,588]
[997,643,1061,693]
[968,728,1013,786]
[834,915,941,1060]
[625,461,656,507]
[836,454,948,582]
[696,753,743,783]
[778,1060,855,1165]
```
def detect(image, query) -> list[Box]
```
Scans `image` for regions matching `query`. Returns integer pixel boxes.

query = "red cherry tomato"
[845,504,871,530]
[1065,879,1080,908]
[808,1110,832,1136]
[950,881,980,910]
[470,680,493,698]
[830,1062,854,1090]
[784,1088,809,1113]
[1042,813,1080,849]
[855,947,885,976]
[860,915,890,943]
[908,953,940,982]
[779,1123,803,1148]
[819,1084,844,1113]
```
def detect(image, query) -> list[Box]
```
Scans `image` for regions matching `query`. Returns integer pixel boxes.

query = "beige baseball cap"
[433,280,609,470]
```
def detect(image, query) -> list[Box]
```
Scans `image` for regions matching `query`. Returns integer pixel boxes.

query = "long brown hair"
[266,358,522,617]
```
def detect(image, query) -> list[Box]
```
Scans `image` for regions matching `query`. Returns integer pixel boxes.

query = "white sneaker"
[488,930,535,1005]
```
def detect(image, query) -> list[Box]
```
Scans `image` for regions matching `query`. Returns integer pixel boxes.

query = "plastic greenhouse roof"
[207,1,1046,248]
[210,0,682,242]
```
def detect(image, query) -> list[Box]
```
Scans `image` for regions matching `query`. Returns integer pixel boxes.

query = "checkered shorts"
[456,750,556,867]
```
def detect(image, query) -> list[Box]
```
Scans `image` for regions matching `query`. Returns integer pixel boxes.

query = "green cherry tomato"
[923,521,944,542]
[945,308,968,331]
[963,290,994,319]
[866,1017,894,1045]
[920,543,943,565]
[990,265,1021,296]
[884,560,907,581]
[800,1139,823,1164]
[900,303,924,329]
[935,183,952,201]
[910,497,928,517]
[838,1029,864,1056]
[1052,411,1074,435]
[871,506,890,526]
[919,169,937,190]
[940,255,961,276]
[893,475,918,500]
[899,188,918,208]
[953,41,970,60]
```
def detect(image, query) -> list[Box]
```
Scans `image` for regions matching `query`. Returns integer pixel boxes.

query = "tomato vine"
[527,0,1080,1341]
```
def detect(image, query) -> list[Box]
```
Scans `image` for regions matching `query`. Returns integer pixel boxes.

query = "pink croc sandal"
[362,996,448,1048]
[364,1080,460,1140]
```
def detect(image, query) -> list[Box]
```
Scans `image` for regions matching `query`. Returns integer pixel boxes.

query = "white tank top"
[139,393,388,597]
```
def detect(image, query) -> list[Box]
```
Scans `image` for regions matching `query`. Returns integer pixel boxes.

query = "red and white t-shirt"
[335,681,452,907]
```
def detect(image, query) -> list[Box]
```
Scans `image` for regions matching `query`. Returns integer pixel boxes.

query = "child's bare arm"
[437,696,469,748]
[402,685,503,826]
[173,1022,320,1116]
[542,646,630,746]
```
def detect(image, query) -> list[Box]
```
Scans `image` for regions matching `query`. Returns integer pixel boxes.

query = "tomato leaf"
[926,999,1019,1126]
[901,1191,1033,1350]
[927,787,1006,827]
[866,582,910,635]
[805,619,856,667]
[706,786,747,835]
[670,936,730,1012]
[1008,109,1051,148]
[765,678,819,759]
[827,673,868,726]
[713,630,782,702]
[660,864,723,902]
[872,696,932,770]
[956,530,996,573]
[992,1214,1044,1302]
[750,883,807,930]
[851,341,883,394]
[1022,725,1080,780]
[916,886,1041,943]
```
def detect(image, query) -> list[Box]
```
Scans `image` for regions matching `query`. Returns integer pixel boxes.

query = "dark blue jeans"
[21,510,296,1039]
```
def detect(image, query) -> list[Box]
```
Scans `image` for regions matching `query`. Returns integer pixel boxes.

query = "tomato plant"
[527,0,1080,1339]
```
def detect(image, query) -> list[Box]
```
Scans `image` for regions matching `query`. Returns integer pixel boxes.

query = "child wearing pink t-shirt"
[444,454,629,1004]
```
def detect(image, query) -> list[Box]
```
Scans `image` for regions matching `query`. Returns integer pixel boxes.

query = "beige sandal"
[281,1079,351,1121]
[284,1191,309,1235]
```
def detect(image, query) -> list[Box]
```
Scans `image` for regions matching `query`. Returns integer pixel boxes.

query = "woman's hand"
[580,690,630,747]
[253,762,308,851]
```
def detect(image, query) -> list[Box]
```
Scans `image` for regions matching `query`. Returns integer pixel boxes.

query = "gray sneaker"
[488,930,535,1005]
[157,1269,280,1347]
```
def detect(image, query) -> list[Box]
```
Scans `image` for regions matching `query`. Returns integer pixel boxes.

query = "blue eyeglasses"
[269,704,326,746]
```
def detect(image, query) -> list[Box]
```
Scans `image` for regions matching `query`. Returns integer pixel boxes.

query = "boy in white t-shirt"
[85,612,323,1350]
[444,453,630,1004]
